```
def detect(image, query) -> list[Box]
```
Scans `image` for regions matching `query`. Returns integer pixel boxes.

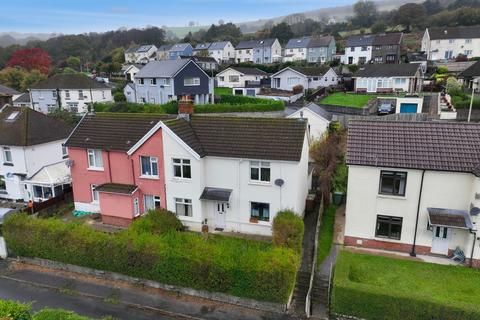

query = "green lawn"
[332,251,480,319]
[317,205,336,266]
[320,92,375,108]
[214,87,232,95]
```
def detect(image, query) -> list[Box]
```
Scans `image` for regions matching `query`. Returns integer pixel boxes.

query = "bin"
[332,191,344,205]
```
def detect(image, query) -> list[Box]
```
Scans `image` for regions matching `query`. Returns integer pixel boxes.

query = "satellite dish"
[274,179,285,187]
[471,207,480,216]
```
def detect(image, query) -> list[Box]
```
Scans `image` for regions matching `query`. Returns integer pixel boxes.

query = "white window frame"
[33,185,53,200]
[144,195,161,212]
[250,161,271,183]
[133,197,140,217]
[78,90,84,100]
[140,156,158,178]
[2,147,12,164]
[184,77,200,86]
[91,184,99,203]
[65,90,70,100]
[175,198,193,217]
[172,158,191,179]
[87,149,103,170]
[228,75,239,83]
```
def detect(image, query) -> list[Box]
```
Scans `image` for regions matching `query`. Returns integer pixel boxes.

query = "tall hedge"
[332,251,480,320]
[4,214,299,303]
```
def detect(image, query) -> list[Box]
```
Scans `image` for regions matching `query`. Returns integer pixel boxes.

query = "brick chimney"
[178,99,194,120]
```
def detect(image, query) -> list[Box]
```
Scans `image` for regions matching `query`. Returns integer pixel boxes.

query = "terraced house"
[66,103,311,235]
[283,36,336,63]
[371,33,403,64]
[345,120,480,266]
[235,38,282,64]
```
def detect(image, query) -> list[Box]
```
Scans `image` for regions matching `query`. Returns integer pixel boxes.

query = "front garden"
[3,210,302,304]
[93,94,284,114]
[332,250,480,319]
[319,92,375,108]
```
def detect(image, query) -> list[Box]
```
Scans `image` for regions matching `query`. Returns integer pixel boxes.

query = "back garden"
[2,209,303,304]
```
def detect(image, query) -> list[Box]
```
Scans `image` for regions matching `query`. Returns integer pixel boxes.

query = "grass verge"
[316,205,336,266]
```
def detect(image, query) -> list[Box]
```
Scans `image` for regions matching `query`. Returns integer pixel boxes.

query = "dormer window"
[6,112,19,121]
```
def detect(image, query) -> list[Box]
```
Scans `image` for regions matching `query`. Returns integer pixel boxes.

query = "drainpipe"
[470,231,477,268]
[106,150,112,182]
[410,170,426,257]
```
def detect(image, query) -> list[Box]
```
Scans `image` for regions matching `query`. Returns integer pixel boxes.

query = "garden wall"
[318,104,370,116]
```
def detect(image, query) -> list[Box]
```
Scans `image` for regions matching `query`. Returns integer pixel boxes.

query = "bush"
[0,300,31,320]
[113,92,126,102]
[272,210,304,253]
[445,77,462,96]
[33,309,90,320]
[4,214,299,303]
[130,210,183,235]
[292,85,304,94]
[93,101,178,114]
[195,101,284,113]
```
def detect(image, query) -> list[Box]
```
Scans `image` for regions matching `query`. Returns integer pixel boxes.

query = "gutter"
[410,169,426,257]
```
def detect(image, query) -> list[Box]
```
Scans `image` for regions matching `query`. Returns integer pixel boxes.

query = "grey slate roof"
[353,64,420,78]
[372,33,403,45]
[158,44,173,51]
[228,67,269,76]
[0,84,20,96]
[200,187,232,201]
[236,38,277,49]
[427,208,473,229]
[13,93,30,103]
[0,106,72,146]
[182,56,217,64]
[135,59,191,78]
[195,42,211,50]
[285,37,311,49]
[164,116,307,162]
[285,103,332,121]
[346,34,375,47]
[125,45,155,54]
[209,41,230,50]
[308,36,334,48]
[428,26,480,40]
[170,43,192,52]
[290,66,332,77]
[346,120,480,176]
[459,61,480,78]
[65,113,175,151]
[30,74,110,90]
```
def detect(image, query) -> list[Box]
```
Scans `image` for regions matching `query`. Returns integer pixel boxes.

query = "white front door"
[431,226,450,255]
[367,79,376,92]
[214,202,226,229]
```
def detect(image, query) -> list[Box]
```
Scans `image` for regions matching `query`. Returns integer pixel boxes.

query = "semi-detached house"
[283,36,336,63]
[421,26,480,61]
[235,39,282,64]
[193,41,235,64]
[65,104,311,235]
[345,120,480,266]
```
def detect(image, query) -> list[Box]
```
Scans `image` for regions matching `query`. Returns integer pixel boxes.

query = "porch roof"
[427,207,474,230]
[95,183,138,195]
[199,187,232,202]
[25,161,71,186]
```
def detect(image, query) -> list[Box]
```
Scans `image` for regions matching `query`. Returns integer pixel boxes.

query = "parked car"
[0,207,16,225]
[378,103,395,115]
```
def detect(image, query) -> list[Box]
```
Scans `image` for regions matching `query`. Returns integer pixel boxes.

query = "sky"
[1,0,356,34]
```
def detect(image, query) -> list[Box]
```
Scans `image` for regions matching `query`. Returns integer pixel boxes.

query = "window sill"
[377,194,406,200]
[140,175,159,180]
[3,162,13,167]
[374,236,402,242]
[62,155,69,159]
[250,219,271,225]
[248,181,272,187]
[87,167,104,172]
[172,177,192,182]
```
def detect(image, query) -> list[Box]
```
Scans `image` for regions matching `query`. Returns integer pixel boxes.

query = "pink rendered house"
[65,113,174,227]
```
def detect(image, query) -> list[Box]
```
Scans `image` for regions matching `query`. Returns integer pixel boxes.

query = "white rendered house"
[216,67,269,88]
[271,66,340,91]
[421,26,480,61]
[345,120,480,266]
[286,103,331,140]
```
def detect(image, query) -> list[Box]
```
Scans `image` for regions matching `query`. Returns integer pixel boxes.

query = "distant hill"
[164,26,208,39]
[0,32,59,47]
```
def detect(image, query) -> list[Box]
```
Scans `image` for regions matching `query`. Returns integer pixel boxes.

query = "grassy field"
[332,251,480,319]
[320,93,375,108]
[317,206,336,266]
[214,87,232,95]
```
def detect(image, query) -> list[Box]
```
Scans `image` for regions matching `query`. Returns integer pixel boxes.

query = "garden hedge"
[3,213,299,303]
[332,251,480,320]
[0,300,93,320]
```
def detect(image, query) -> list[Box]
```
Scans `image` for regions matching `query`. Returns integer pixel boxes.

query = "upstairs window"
[138,78,144,85]
[184,77,200,86]
[87,149,103,169]
[173,158,191,179]
[466,39,472,44]
[350,47,355,52]
[78,90,84,100]
[140,156,158,177]
[150,78,157,85]
[379,171,406,196]
[250,161,270,182]
[2,147,12,164]
[52,90,57,98]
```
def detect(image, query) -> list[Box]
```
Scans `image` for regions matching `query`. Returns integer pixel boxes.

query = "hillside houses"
[284,36,336,63]
[422,26,480,61]
[235,39,282,64]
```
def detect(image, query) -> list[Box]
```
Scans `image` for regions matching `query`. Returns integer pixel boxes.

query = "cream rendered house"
[345,120,480,266]
[216,67,269,88]
[422,26,480,61]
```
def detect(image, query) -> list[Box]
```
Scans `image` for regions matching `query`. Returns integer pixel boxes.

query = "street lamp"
[468,79,478,123]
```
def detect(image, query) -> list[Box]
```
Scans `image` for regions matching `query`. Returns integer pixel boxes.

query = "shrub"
[113,92,126,102]
[0,300,31,320]
[272,210,304,253]
[33,309,90,320]
[130,210,183,235]
[436,66,449,74]
[4,214,299,303]
[292,85,304,95]
[445,77,462,96]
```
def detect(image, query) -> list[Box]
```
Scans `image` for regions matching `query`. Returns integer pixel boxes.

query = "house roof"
[308,36,334,48]
[195,42,211,50]
[346,34,375,47]
[65,113,175,151]
[95,183,138,195]
[236,38,277,49]
[285,103,332,121]
[26,160,71,185]
[0,106,72,146]
[346,120,480,176]
[135,59,191,78]
[181,56,217,64]
[407,52,427,63]
[372,33,403,45]
[459,61,480,78]
[289,66,333,77]
[125,45,155,54]
[352,64,420,78]
[158,44,173,51]
[170,43,192,52]
[0,84,20,96]
[164,116,307,162]
[226,67,269,76]
[209,41,230,50]
[285,37,311,49]
[427,208,473,230]
[30,74,110,90]
[13,93,30,103]
[434,61,476,74]
[428,26,480,40]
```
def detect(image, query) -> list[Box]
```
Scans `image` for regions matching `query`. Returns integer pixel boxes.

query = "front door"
[367,79,376,93]
[431,226,450,255]
[214,202,226,230]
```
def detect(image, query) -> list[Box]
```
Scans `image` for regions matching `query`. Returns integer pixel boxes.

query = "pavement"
[0,260,296,320]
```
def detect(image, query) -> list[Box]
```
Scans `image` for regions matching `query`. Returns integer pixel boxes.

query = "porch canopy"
[95,183,138,195]
[24,161,71,186]
[199,187,232,202]
[427,207,474,230]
